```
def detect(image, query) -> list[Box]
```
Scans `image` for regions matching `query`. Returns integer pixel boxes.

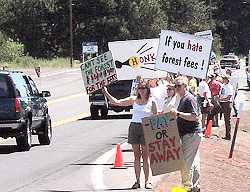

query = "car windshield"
[223,55,237,59]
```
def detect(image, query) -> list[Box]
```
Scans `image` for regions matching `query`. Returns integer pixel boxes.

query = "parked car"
[0,70,52,151]
[89,80,133,119]
[220,53,240,69]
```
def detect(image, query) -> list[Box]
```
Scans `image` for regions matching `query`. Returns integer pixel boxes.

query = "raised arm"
[102,87,135,107]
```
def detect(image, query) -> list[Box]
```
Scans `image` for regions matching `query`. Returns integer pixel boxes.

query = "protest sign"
[80,51,117,94]
[108,39,168,80]
[155,30,213,79]
[142,113,184,176]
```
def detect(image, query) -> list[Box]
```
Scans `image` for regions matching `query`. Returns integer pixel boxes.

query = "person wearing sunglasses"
[102,81,157,190]
[163,83,180,113]
[170,76,202,192]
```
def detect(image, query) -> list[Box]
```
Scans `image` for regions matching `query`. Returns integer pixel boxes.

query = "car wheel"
[38,115,52,145]
[101,106,108,118]
[90,105,99,119]
[16,118,32,151]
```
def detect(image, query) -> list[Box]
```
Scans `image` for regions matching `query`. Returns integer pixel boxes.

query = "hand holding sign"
[142,113,184,176]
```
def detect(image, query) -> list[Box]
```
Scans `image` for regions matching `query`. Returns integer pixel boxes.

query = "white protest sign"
[108,39,168,80]
[142,113,184,176]
[80,51,117,94]
[155,30,213,79]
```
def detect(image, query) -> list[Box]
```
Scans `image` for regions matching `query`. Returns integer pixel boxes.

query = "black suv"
[0,70,52,151]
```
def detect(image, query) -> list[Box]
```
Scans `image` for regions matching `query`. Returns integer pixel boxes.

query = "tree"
[214,0,250,54]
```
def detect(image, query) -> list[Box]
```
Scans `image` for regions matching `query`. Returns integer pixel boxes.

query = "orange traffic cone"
[113,144,127,169]
[205,120,212,138]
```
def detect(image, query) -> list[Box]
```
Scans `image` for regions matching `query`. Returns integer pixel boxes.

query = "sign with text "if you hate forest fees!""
[81,51,117,94]
[155,30,213,79]
[142,113,184,176]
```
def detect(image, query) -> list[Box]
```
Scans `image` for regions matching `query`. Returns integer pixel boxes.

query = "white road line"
[33,68,80,79]
[91,142,128,191]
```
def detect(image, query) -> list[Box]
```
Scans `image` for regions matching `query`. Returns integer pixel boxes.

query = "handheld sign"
[80,51,117,94]
[108,39,168,80]
[142,113,184,176]
[155,30,213,79]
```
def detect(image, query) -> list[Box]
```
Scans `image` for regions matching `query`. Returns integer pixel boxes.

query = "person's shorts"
[197,96,210,114]
[128,122,145,145]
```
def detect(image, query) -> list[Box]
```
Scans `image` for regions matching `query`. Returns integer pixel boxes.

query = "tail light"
[15,98,21,112]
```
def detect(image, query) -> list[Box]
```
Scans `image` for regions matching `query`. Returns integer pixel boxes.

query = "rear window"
[0,75,13,98]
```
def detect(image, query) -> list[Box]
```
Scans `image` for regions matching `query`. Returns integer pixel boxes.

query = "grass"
[1,56,81,70]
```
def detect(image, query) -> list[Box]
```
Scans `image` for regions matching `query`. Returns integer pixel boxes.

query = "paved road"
[0,69,130,192]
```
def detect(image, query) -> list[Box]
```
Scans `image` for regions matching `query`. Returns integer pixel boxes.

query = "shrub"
[0,32,24,63]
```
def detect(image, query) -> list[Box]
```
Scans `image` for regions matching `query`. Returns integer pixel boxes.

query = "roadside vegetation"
[0,0,249,68]
[0,31,74,69]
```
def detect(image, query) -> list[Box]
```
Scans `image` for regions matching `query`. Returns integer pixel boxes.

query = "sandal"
[145,182,153,189]
[131,182,140,189]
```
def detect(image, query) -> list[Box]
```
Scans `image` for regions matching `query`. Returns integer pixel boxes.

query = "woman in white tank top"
[102,81,157,189]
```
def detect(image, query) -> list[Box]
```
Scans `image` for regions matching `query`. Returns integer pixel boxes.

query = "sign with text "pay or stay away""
[155,30,213,79]
[142,113,184,176]
[81,51,117,94]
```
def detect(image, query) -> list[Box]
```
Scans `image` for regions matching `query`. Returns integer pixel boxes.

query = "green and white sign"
[81,51,117,94]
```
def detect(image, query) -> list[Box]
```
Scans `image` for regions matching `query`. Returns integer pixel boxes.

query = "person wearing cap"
[170,76,202,192]
[219,74,234,140]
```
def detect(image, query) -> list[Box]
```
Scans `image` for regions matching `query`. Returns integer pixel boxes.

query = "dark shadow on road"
[70,161,133,167]
[102,188,134,191]
[70,163,113,166]
[43,191,76,192]
[122,149,133,152]
[0,144,43,154]
[45,188,135,191]
[0,145,18,154]
[79,114,132,121]
[239,88,250,91]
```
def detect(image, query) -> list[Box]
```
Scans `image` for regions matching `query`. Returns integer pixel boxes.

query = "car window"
[0,75,13,98]
[10,74,31,97]
[22,75,39,96]
[223,55,237,59]
[28,76,39,96]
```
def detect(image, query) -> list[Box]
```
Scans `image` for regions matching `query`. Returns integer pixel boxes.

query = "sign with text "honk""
[155,30,213,79]
[142,113,184,176]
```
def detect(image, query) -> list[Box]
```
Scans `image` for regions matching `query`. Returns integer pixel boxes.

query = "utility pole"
[69,0,73,68]
[209,0,213,29]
